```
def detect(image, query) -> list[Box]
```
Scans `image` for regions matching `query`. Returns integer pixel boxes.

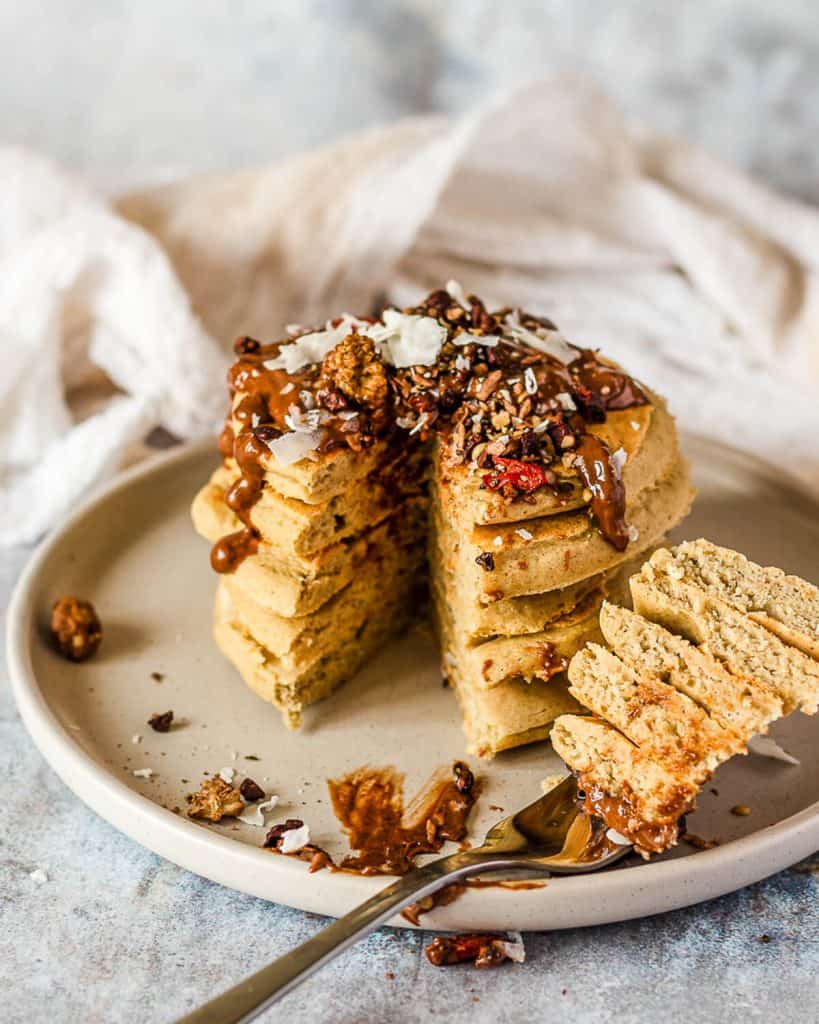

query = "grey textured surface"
[3,1,819,200]
[3,3,819,1021]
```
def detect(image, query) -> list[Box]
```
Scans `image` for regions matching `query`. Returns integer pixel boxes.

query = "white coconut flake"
[515,528,534,541]
[279,822,311,854]
[452,330,499,348]
[455,353,470,372]
[338,410,359,420]
[366,310,447,367]
[218,767,236,784]
[133,768,153,779]
[299,389,316,410]
[131,734,142,745]
[524,367,538,395]
[280,381,295,395]
[533,420,551,434]
[264,315,368,373]
[627,524,640,543]
[396,416,414,430]
[630,420,640,431]
[503,309,579,364]
[493,535,503,548]
[267,429,322,466]
[238,795,280,827]
[29,868,49,884]
[556,392,576,412]
[500,931,526,963]
[747,735,800,765]
[443,651,457,667]
[610,446,628,473]
[445,279,471,309]
[606,827,632,846]
[285,323,303,336]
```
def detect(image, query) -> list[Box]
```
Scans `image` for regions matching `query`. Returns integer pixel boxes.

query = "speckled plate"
[7,435,819,931]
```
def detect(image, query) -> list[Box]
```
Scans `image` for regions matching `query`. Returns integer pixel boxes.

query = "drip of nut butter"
[211,289,649,573]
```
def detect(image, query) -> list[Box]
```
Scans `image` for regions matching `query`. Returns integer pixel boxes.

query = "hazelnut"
[50,596,102,662]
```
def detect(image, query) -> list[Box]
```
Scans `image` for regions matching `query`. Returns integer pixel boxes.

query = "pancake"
[439,392,676,526]
[196,493,427,617]
[195,448,427,558]
[599,602,783,737]
[213,578,417,729]
[631,562,819,715]
[646,539,819,661]
[436,454,693,604]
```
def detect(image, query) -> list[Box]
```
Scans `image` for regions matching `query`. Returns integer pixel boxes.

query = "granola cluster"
[187,776,244,822]
[50,596,103,662]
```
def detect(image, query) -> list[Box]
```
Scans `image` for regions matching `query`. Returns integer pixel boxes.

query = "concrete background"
[2,2,819,1022]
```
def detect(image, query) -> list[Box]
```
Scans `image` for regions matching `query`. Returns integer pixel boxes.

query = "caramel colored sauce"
[580,779,685,856]
[327,762,479,876]
[574,434,629,552]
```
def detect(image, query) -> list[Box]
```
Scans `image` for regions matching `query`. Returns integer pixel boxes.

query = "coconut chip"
[238,795,280,827]
[279,822,311,854]
[747,735,800,765]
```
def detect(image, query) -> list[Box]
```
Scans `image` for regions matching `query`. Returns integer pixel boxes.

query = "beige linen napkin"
[3,76,818,546]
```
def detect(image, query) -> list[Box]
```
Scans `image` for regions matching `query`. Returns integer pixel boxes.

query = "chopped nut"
[148,711,174,733]
[187,777,244,822]
[50,596,102,662]
[240,778,266,802]
[475,552,495,572]
[425,934,512,969]
[730,804,752,817]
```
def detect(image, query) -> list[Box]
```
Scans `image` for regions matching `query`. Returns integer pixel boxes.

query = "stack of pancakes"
[552,540,819,854]
[191,285,692,754]
[192,444,428,728]
[433,394,693,757]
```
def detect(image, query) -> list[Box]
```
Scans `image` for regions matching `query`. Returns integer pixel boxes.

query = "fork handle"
[176,850,510,1024]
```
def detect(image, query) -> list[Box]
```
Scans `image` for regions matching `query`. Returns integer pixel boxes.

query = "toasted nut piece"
[51,596,102,662]
[187,777,244,822]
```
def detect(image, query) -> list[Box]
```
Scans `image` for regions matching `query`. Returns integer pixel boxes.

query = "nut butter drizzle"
[579,778,691,857]
[212,290,648,573]
[262,761,479,877]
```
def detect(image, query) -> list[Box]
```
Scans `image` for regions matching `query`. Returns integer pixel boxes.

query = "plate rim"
[7,435,819,931]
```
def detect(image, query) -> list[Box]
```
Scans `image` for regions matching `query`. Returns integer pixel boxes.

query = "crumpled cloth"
[3,76,819,547]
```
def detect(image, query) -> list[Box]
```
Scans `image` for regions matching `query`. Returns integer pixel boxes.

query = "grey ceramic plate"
[7,435,819,931]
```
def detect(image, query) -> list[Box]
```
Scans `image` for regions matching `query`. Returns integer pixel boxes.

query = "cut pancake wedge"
[567,643,744,782]
[599,602,783,737]
[630,566,819,715]
[649,539,819,661]
[551,715,698,850]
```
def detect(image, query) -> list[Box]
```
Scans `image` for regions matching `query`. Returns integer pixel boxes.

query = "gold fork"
[178,775,629,1023]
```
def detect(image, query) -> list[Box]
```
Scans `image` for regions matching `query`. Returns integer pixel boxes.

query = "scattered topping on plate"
[50,596,102,662]
[148,710,174,733]
[187,776,244,822]
[238,795,280,827]
[746,735,800,765]
[239,777,266,802]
